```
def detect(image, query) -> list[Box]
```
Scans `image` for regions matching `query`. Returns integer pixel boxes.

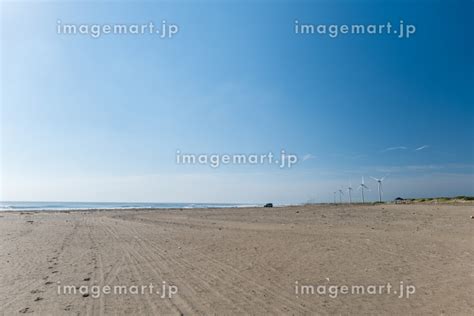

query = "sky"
[1,0,473,204]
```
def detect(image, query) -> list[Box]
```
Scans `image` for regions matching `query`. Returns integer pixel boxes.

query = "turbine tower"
[347,183,353,204]
[338,189,344,203]
[358,177,369,203]
[333,191,337,204]
[370,176,386,202]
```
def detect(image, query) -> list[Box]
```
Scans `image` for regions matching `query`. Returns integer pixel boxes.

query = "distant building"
[394,197,405,204]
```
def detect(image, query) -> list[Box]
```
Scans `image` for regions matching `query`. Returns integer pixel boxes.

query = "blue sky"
[1,1,473,203]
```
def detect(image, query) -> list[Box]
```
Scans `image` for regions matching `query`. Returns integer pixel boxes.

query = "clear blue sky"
[1,1,473,203]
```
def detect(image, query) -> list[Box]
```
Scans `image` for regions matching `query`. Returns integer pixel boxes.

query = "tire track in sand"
[103,216,313,314]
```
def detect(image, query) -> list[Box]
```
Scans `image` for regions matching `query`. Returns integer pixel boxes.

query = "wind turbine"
[370,176,386,202]
[347,183,353,204]
[333,191,337,204]
[358,176,369,203]
[338,189,344,203]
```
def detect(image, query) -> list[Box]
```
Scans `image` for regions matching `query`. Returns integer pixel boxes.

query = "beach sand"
[0,203,473,315]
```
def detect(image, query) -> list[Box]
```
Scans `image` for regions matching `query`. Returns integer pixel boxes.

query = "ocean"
[0,201,256,211]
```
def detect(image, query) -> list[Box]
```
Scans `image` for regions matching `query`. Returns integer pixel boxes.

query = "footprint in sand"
[45,281,53,285]
[34,297,43,302]
[30,289,43,294]
[19,307,32,313]
[83,277,91,281]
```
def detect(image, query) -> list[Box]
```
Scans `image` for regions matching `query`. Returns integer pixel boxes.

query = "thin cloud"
[415,145,430,151]
[302,154,316,161]
[381,146,407,152]
[374,163,473,174]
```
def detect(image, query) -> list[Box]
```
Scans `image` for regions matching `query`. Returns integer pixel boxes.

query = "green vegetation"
[454,196,474,200]
[399,196,474,203]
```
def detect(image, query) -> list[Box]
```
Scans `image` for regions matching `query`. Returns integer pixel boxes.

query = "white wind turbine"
[370,176,387,202]
[358,176,370,203]
[347,183,353,204]
[338,188,344,203]
[333,191,337,204]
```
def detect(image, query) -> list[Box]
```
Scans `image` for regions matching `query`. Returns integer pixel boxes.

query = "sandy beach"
[0,203,473,315]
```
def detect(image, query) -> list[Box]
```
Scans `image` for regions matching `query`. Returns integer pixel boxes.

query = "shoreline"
[2,199,472,213]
